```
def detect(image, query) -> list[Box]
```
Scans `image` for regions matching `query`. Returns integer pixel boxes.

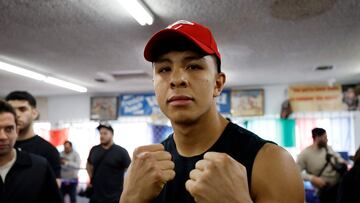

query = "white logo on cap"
[167,20,194,30]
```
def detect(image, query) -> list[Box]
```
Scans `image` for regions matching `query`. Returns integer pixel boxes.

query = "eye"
[157,66,171,73]
[186,64,202,70]
[4,126,14,133]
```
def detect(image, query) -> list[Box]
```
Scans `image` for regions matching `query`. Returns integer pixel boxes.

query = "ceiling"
[0,0,359,96]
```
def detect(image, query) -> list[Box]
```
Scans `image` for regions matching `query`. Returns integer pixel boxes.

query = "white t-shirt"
[0,149,17,182]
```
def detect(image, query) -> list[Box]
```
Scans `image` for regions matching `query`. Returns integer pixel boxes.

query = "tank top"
[152,122,271,203]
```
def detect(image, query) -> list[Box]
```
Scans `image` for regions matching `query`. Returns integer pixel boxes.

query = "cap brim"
[144,29,216,62]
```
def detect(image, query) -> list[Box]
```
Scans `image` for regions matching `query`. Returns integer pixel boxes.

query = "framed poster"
[90,96,118,120]
[231,89,264,116]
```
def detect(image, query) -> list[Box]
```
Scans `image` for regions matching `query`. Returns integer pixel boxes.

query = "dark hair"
[97,124,114,134]
[152,33,221,73]
[5,91,37,108]
[64,140,72,147]
[312,128,326,139]
[0,100,17,123]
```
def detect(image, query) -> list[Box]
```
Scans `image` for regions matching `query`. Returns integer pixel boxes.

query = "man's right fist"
[120,144,175,203]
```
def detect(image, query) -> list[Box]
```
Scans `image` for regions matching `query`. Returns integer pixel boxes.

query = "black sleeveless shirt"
[152,122,271,203]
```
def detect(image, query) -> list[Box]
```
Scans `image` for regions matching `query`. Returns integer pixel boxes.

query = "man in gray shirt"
[297,128,346,203]
[60,140,81,203]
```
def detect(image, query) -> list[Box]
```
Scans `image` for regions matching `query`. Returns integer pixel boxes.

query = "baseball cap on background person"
[96,123,114,134]
[144,20,222,73]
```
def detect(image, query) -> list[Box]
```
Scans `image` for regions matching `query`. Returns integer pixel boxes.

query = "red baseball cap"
[144,20,221,63]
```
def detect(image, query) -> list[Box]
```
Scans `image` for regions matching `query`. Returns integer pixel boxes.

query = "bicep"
[251,143,304,203]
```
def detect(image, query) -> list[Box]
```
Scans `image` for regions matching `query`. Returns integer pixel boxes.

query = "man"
[0,100,61,202]
[120,20,304,203]
[297,128,346,203]
[87,124,131,203]
[337,146,360,203]
[5,91,61,183]
[60,140,81,203]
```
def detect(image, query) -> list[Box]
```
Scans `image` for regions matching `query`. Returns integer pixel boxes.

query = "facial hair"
[18,121,32,137]
[317,140,327,149]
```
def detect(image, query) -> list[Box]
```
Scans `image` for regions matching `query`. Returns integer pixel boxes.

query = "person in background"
[120,20,304,203]
[0,100,61,203]
[5,91,61,185]
[60,140,81,203]
[86,123,131,203]
[297,127,346,203]
[337,146,360,203]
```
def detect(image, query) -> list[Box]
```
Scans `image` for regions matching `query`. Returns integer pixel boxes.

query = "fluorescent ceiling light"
[119,0,153,26]
[44,77,87,93]
[0,61,87,93]
[0,61,46,81]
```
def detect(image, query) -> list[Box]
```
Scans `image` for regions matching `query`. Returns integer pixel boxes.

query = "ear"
[31,108,39,120]
[213,72,226,97]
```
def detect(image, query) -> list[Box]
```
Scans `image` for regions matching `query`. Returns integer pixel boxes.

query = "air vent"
[112,71,151,80]
[314,65,334,71]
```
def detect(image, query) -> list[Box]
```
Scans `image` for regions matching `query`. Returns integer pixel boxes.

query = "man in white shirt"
[0,99,61,203]
[60,140,81,203]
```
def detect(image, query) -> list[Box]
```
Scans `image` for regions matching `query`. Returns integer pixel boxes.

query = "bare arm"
[86,162,93,181]
[251,143,304,203]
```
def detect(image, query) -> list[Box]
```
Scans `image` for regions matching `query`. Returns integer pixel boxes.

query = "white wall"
[354,112,360,150]
[47,94,91,123]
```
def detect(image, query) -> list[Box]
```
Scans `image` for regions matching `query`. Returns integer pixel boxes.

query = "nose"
[170,69,189,88]
[0,129,7,139]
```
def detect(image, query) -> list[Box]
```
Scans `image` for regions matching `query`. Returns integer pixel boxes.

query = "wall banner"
[288,84,343,112]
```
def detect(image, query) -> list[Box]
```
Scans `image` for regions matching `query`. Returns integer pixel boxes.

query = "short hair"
[5,91,37,108]
[312,128,326,139]
[64,140,72,147]
[152,34,221,73]
[0,100,17,123]
[97,123,114,134]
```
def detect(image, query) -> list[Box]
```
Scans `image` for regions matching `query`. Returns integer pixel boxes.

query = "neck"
[17,124,35,141]
[171,106,228,157]
[101,141,113,149]
[0,149,15,166]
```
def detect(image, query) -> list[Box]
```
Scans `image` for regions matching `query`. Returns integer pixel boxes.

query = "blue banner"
[119,90,231,116]
[118,93,161,116]
[216,89,231,114]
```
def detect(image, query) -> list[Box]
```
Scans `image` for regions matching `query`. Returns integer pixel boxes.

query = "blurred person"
[60,140,81,203]
[297,127,346,203]
[120,20,304,203]
[0,100,61,203]
[5,91,61,184]
[86,124,131,203]
[337,146,360,203]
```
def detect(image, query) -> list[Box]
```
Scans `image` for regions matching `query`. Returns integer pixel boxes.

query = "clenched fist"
[120,144,175,203]
[185,152,253,203]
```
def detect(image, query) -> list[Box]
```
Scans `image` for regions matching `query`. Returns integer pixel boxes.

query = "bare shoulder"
[250,143,304,203]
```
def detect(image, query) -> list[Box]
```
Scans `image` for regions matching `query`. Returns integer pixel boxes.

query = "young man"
[60,140,81,203]
[5,91,61,183]
[120,20,304,203]
[297,128,346,203]
[0,100,61,203]
[86,124,131,203]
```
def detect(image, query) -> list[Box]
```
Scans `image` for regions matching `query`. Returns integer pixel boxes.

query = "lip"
[167,95,194,106]
[0,144,9,149]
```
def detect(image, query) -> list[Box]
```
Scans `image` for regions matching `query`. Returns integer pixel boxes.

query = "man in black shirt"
[5,91,61,183]
[0,100,61,203]
[120,20,304,203]
[86,124,131,203]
